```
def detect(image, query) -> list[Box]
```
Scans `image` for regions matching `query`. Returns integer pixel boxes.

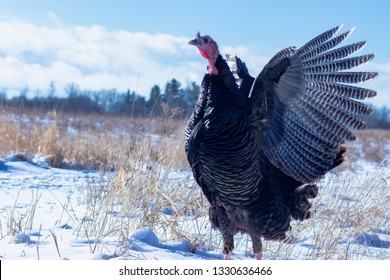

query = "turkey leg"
[249,232,263,260]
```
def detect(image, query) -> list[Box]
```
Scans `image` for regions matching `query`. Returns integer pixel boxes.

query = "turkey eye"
[204,38,209,43]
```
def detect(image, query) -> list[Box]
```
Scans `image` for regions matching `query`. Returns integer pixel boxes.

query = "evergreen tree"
[120,89,134,115]
[148,85,160,107]
[163,78,186,116]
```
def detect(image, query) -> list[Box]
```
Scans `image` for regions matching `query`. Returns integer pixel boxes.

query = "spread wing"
[249,25,377,183]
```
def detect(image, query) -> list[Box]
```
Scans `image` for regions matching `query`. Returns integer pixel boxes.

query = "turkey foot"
[254,251,263,260]
[223,253,232,260]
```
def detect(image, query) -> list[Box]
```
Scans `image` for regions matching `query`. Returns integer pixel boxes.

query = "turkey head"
[189,33,220,75]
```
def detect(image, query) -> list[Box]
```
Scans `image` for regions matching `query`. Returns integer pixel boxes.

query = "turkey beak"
[188,38,199,46]
[188,32,201,46]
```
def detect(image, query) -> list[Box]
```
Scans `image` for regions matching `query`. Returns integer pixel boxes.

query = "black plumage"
[185,26,377,259]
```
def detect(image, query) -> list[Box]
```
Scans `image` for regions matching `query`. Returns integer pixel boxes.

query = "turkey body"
[186,57,308,256]
[185,26,377,259]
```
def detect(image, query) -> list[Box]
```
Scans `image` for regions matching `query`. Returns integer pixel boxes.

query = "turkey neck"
[213,55,248,107]
[203,55,249,127]
[198,56,263,206]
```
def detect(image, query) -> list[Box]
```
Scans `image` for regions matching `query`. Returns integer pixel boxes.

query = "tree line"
[0,80,389,128]
[0,79,200,118]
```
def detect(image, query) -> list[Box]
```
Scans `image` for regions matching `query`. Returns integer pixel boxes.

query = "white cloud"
[0,19,205,97]
[0,18,388,109]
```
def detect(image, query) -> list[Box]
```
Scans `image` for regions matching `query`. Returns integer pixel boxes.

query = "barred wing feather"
[250,25,378,183]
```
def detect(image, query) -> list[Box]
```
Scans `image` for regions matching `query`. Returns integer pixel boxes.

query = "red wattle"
[199,49,210,59]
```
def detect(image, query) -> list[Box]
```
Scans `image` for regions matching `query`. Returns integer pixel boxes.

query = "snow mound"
[355,232,390,249]
[10,233,31,244]
[1,153,48,173]
[6,153,30,162]
[122,227,224,260]
[130,227,160,247]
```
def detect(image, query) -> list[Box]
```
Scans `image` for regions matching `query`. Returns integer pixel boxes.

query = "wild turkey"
[185,25,377,259]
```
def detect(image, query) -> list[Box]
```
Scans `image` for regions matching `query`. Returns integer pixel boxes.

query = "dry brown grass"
[73,159,209,252]
[0,106,189,170]
[2,106,388,171]
[347,129,390,164]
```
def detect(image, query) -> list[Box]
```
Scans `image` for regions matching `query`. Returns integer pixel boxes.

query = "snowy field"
[0,153,389,260]
[0,113,389,260]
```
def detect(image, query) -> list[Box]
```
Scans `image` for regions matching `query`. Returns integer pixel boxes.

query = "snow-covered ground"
[0,152,389,260]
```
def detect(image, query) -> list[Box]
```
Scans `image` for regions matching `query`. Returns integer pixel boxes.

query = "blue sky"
[0,0,389,106]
